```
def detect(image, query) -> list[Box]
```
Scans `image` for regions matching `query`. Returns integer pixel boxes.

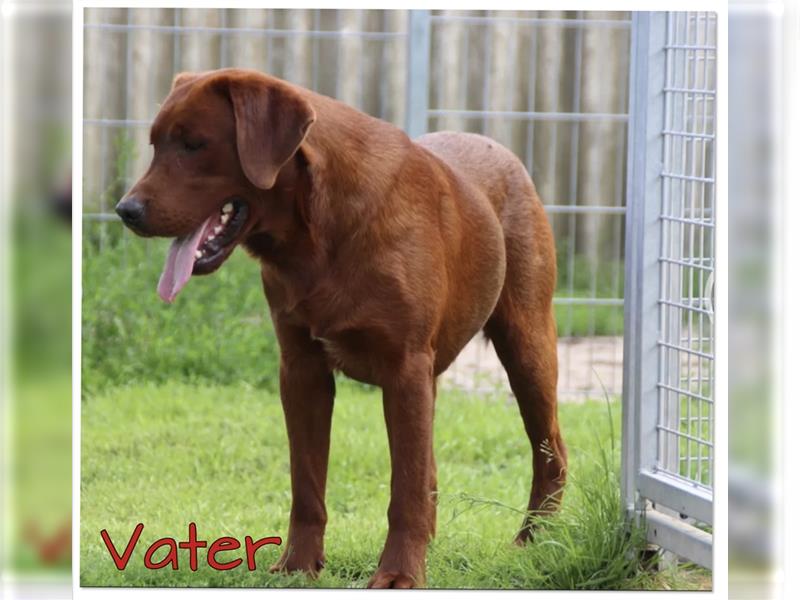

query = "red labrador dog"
[116,68,566,588]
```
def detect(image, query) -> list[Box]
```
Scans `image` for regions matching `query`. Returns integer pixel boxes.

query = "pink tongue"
[157,216,214,303]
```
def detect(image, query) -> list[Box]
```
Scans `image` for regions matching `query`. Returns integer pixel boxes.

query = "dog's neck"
[242,150,324,276]
[243,103,415,295]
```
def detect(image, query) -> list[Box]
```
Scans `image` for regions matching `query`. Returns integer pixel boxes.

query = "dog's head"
[116,68,316,303]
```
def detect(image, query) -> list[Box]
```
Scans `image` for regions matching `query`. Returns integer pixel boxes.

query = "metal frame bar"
[84,22,406,40]
[427,108,628,122]
[638,470,712,522]
[622,10,666,519]
[656,382,712,404]
[645,510,712,569]
[428,14,631,29]
[405,10,431,138]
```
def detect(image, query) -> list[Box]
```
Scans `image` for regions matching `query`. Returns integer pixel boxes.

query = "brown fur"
[119,68,567,588]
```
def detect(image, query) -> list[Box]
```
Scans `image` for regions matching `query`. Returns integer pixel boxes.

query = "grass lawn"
[11,371,72,573]
[80,382,708,590]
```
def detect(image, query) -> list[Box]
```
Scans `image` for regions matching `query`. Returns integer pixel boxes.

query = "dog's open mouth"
[157,198,249,303]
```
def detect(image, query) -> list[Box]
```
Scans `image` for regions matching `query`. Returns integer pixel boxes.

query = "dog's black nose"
[115,196,145,226]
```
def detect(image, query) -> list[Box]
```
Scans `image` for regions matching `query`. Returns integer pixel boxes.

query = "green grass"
[80,382,708,590]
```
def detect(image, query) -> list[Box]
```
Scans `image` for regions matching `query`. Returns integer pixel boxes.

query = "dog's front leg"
[368,352,435,589]
[269,325,335,577]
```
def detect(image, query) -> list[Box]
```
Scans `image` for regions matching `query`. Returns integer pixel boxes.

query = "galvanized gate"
[622,11,716,569]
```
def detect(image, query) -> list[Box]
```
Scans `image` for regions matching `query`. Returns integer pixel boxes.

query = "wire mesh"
[656,11,716,489]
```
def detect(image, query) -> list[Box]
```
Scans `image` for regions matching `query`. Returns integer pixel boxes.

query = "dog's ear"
[227,75,316,190]
[171,71,200,90]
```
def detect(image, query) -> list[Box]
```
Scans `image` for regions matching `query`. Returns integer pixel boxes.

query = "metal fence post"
[622,11,666,520]
[405,10,431,139]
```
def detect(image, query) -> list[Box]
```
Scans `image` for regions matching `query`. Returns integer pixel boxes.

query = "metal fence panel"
[622,11,715,569]
[657,11,716,491]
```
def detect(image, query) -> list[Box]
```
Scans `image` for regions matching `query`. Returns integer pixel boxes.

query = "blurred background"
[1,0,73,593]
[728,1,787,597]
[0,1,796,598]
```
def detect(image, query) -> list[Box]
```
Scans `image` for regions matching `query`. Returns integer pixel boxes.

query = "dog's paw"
[269,549,324,577]
[514,522,539,546]
[366,568,419,589]
[514,531,533,546]
[369,534,427,588]
[514,525,535,546]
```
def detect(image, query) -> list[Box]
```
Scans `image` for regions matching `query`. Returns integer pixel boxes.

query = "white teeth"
[207,234,215,241]
[220,213,230,225]
[214,226,222,234]
[195,250,202,259]
[222,202,233,214]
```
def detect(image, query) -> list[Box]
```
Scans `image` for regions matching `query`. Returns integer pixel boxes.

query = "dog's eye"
[182,139,205,152]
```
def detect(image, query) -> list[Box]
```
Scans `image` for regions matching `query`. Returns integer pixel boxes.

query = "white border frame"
[72,1,729,598]
[0,0,14,583]
[72,0,84,595]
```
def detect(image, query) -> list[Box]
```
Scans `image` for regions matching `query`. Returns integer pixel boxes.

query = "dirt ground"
[440,335,624,403]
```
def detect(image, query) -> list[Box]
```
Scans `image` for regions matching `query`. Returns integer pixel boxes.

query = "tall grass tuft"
[425,390,650,590]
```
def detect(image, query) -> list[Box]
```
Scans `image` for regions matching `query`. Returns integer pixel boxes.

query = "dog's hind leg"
[483,204,567,544]
[485,301,567,543]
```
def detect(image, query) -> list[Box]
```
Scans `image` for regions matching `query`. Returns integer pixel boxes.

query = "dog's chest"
[263,255,423,385]
[298,300,401,384]
[274,287,404,386]
[317,335,385,384]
